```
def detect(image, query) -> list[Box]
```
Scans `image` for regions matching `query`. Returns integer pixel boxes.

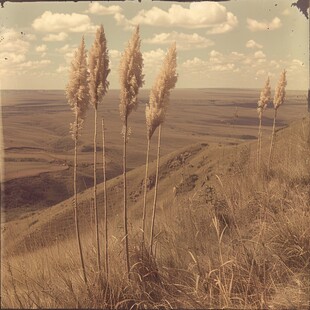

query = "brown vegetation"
[1,30,308,308]
[2,115,309,309]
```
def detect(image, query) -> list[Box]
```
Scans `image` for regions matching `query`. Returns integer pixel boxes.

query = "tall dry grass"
[268,69,287,170]
[101,118,109,279]
[65,36,90,287]
[119,25,144,277]
[89,24,110,278]
[145,43,178,255]
[2,118,309,309]
[257,76,271,169]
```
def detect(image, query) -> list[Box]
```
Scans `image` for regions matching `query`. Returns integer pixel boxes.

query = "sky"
[0,0,308,90]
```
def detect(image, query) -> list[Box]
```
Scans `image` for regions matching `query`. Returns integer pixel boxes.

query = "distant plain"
[2,88,308,220]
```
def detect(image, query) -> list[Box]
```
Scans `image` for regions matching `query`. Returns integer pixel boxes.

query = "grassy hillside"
[2,89,307,218]
[1,117,310,309]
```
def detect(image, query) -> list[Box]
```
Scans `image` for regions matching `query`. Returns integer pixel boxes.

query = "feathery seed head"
[66,36,90,138]
[119,26,144,123]
[257,75,271,118]
[146,42,178,140]
[273,69,287,110]
[89,25,110,109]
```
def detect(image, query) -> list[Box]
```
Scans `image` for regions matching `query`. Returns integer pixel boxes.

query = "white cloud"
[230,51,246,61]
[143,48,166,68]
[182,53,236,73]
[231,52,245,58]
[108,49,121,69]
[110,49,121,59]
[207,12,238,34]
[121,3,237,33]
[247,17,282,32]
[35,44,47,52]
[114,12,134,31]
[209,50,223,64]
[0,28,30,53]
[22,33,37,41]
[246,39,263,49]
[0,53,25,64]
[56,65,68,73]
[180,47,279,81]
[20,59,51,69]
[64,51,75,64]
[182,57,207,69]
[210,50,222,58]
[287,58,306,73]
[145,31,214,50]
[56,44,77,54]
[254,51,266,59]
[292,59,303,66]
[86,2,123,15]
[56,44,79,69]
[256,69,266,76]
[43,32,68,42]
[211,63,235,71]
[282,8,291,16]
[0,28,34,76]
[257,58,266,64]
[270,60,280,69]
[32,11,96,33]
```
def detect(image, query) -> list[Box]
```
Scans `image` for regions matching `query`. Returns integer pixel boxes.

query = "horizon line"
[1,87,308,92]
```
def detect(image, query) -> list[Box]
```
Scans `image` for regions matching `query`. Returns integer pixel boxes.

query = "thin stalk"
[150,124,162,255]
[73,115,88,287]
[102,118,109,280]
[268,108,277,171]
[141,138,151,259]
[257,116,262,169]
[93,107,101,275]
[123,117,130,278]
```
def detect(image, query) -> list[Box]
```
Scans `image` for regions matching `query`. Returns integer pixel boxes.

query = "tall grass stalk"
[268,70,287,171]
[147,43,178,255]
[89,25,110,276]
[66,36,90,287]
[119,25,144,277]
[257,76,271,169]
[101,118,109,279]
[141,138,150,258]
[149,125,162,254]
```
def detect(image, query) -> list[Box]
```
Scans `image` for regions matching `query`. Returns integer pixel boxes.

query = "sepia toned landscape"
[2,86,310,308]
[1,0,310,309]
[2,88,307,218]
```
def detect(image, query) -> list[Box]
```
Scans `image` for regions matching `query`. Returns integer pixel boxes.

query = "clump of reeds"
[268,69,287,170]
[143,42,178,255]
[88,24,110,278]
[119,25,144,277]
[257,76,271,169]
[66,36,90,286]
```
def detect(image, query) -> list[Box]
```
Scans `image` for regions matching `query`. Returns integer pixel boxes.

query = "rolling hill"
[1,116,309,309]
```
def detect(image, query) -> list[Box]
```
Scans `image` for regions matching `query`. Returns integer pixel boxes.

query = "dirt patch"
[174,174,199,196]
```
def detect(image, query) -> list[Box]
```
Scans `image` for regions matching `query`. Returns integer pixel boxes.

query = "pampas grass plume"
[89,25,110,108]
[66,36,89,137]
[146,42,178,140]
[257,76,271,118]
[273,69,287,110]
[119,25,144,124]
[147,42,178,254]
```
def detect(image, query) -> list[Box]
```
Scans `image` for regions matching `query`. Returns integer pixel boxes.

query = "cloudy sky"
[0,0,308,90]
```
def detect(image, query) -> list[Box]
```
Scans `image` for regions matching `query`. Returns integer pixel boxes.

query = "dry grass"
[119,25,144,278]
[1,117,310,309]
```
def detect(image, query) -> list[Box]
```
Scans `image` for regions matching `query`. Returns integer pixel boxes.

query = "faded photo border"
[0,1,309,309]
